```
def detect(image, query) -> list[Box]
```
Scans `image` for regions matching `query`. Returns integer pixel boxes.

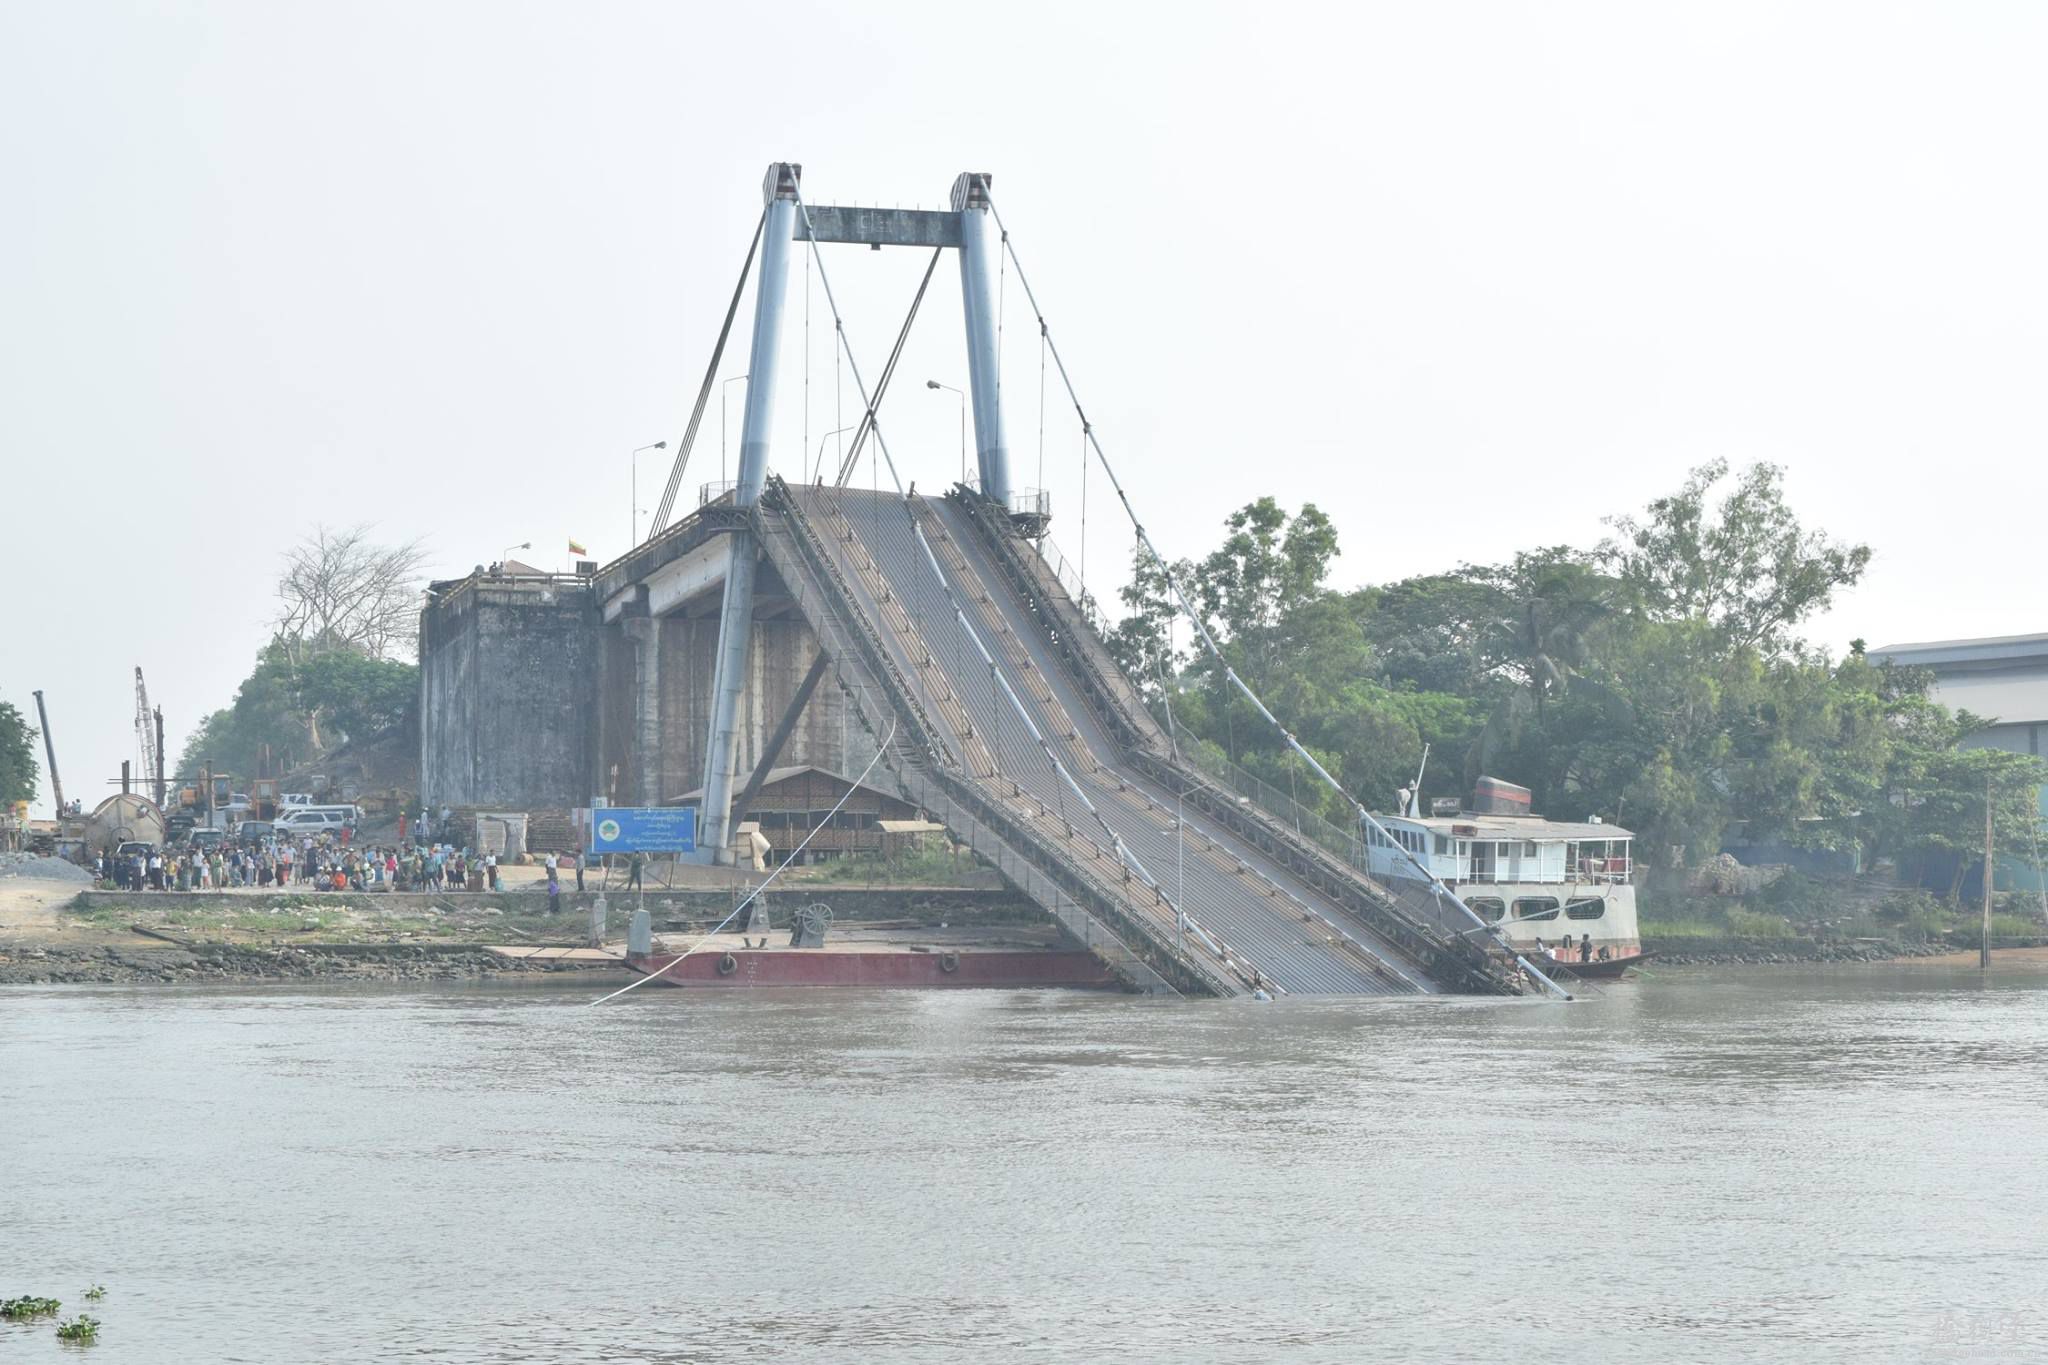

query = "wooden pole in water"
[1982,775,1994,971]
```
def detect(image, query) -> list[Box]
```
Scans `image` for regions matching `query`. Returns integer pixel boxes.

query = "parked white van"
[275,806,359,834]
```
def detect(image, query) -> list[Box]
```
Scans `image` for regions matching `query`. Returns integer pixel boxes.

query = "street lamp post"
[630,440,667,546]
[499,542,531,570]
[812,424,858,484]
[720,375,750,486]
[926,380,966,487]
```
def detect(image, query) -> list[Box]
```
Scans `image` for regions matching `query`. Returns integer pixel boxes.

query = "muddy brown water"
[4,965,2046,1363]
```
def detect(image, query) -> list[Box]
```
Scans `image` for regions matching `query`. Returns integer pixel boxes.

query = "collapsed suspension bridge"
[613,163,1565,1000]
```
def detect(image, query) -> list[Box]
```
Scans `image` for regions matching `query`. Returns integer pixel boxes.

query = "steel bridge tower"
[696,164,1017,864]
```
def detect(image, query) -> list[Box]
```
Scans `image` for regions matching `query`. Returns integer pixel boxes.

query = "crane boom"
[134,667,162,807]
[31,689,64,814]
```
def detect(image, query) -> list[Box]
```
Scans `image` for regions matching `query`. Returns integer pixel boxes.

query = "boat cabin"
[1366,777,1641,959]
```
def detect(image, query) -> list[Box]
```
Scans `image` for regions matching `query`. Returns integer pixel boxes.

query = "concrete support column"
[952,171,1010,504]
[700,162,800,863]
[625,615,662,805]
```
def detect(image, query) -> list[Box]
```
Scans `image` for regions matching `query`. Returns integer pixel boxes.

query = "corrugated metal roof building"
[1870,632,2048,758]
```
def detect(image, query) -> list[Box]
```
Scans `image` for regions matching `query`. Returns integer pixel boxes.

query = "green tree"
[0,701,39,806]
[1099,468,2011,887]
[1603,459,1871,651]
[297,652,418,742]
[177,642,417,780]
[1107,542,1196,700]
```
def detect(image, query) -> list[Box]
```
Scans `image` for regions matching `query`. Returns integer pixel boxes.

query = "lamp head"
[926,380,941,390]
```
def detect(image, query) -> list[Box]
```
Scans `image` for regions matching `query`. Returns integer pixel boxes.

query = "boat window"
[1523,841,1539,856]
[1434,834,1450,855]
[1513,896,1560,922]
[1467,896,1506,923]
[1565,897,1606,921]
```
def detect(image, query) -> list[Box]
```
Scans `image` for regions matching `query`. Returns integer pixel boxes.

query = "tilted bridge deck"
[751,478,1512,998]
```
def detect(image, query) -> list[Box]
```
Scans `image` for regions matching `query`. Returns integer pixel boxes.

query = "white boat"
[1364,777,1642,968]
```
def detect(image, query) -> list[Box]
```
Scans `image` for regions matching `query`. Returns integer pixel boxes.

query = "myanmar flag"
[568,538,587,556]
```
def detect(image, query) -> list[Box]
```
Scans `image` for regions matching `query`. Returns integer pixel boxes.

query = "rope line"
[589,719,897,1004]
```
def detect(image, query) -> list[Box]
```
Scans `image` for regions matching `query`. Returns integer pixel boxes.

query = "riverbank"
[0,875,1049,985]
[0,940,593,986]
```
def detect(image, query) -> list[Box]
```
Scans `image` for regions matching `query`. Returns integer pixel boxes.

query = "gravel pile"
[0,853,93,883]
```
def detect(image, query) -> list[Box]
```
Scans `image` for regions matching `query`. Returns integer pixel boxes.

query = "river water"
[4,965,2045,1364]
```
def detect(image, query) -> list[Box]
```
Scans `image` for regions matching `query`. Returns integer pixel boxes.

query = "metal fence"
[1029,536,1110,634]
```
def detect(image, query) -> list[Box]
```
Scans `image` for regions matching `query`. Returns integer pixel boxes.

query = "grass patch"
[1724,908,1797,939]
[1636,914,1729,939]
[80,1286,105,1303]
[1985,912,2047,939]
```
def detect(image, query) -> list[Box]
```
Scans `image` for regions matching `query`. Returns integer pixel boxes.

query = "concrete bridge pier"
[623,612,662,805]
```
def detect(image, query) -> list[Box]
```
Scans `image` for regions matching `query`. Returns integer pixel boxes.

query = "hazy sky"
[5,1,2044,817]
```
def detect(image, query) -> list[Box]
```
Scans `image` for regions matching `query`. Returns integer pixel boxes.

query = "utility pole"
[1982,775,1994,971]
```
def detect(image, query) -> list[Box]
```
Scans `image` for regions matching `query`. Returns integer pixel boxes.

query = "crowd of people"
[93,835,590,910]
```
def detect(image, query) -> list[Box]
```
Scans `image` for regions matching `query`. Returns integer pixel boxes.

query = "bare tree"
[274,524,429,665]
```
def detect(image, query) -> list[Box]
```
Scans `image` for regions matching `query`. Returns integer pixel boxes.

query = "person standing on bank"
[546,864,562,916]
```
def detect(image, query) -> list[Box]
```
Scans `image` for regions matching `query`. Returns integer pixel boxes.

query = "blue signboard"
[591,806,696,853]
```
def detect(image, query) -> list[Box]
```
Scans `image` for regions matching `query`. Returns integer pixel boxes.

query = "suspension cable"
[981,189,1568,998]
[783,180,1231,964]
[834,247,943,486]
[1078,414,1088,591]
[650,206,767,536]
[1036,323,1047,494]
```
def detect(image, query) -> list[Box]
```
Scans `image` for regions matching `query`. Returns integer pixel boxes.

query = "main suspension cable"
[650,206,767,536]
[982,190,1567,999]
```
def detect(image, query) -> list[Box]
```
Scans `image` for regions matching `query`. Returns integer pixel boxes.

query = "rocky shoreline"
[0,941,623,986]
[1645,938,1984,967]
